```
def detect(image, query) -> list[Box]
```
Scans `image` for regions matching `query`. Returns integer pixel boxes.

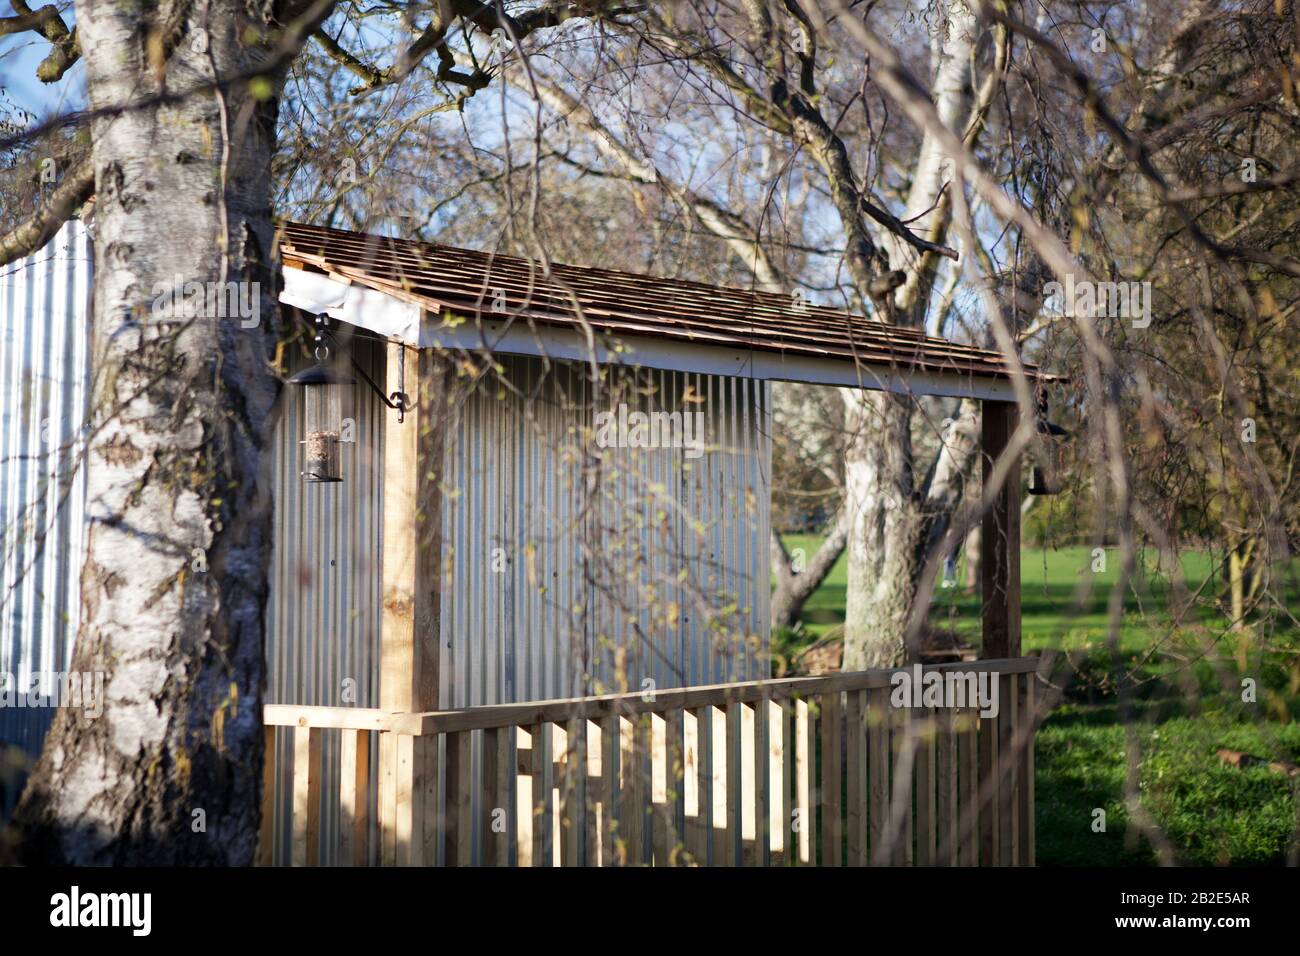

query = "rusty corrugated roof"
[277,220,1041,383]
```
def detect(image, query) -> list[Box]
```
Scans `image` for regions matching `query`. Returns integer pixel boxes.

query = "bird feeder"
[287,316,356,483]
[1028,417,1069,496]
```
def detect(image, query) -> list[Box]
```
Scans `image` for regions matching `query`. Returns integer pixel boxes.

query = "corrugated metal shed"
[0,218,93,782]
[439,354,770,709]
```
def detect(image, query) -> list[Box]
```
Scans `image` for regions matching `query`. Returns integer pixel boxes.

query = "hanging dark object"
[287,314,356,483]
[286,313,414,483]
[1029,418,1070,496]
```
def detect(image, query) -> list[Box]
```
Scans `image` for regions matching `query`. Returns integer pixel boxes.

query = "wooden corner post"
[381,341,443,712]
[980,400,1021,660]
[380,340,446,865]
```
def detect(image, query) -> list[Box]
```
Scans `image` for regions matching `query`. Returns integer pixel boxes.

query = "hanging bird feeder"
[1028,398,1070,496]
[287,315,356,483]
[286,313,412,483]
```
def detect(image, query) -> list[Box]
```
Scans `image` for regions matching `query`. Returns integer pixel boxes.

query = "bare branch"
[2,0,79,81]
[0,161,94,268]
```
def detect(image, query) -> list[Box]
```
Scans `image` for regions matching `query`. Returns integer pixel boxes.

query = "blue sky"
[1,24,85,121]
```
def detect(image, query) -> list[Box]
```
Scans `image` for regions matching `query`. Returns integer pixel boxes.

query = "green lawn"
[776,538,1300,866]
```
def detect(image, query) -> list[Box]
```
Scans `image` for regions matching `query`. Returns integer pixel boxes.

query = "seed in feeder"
[305,430,339,463]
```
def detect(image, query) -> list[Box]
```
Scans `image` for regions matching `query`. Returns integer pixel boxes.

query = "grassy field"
[776,538,1300,866]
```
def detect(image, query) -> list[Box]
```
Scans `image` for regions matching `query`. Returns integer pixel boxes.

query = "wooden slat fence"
[259,658,1039,866]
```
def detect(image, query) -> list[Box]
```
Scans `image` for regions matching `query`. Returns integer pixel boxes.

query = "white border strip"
[280,267,422,342]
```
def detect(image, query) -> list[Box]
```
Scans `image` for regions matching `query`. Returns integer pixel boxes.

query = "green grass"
[776,538,1300,866]
[1037,714,1300,866]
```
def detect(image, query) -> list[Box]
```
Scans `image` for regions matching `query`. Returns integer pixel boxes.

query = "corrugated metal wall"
[267,330,386,711]
[0,219,93,782]
[439,354,771,708]
[263,345,770,862]
[265,343,774,715]
[264,328,387,862]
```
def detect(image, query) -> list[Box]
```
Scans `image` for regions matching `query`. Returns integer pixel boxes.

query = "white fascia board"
[279,268,423,342]
[279,269,1014,401]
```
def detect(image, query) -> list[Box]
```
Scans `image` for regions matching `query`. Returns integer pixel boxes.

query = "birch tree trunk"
[14,0,288,864]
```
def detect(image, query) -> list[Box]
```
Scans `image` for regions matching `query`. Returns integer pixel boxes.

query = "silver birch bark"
[14,0,290,864]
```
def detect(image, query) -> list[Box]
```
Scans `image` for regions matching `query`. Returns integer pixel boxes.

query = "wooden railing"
[258,658,1039,866]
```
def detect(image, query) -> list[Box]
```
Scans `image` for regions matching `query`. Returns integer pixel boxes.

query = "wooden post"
[981,401,1021,659]
[380,342,444,712]
[379,341,448,864]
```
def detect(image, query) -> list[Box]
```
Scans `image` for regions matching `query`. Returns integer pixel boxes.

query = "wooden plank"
[935,707,957,866]
[794,698,812,865]
[516,727,533,867]
[442,730,472,866]
[561,717,586,866]
[378,730,397,865]
[619,716,634,866]
[339,729,370,866]
[617,716,644,865]
[739,701,756,865]
[405,733,431,868]
[753,700,770,867]
[981,399,1021,659]
[892,705,914,866]
[531,723,552,867]
[979,703,998,866]
[600,715,619,867]
[480,727,508,866]
[1019,675,1036,866]
[820,692,843,866]
[774,702,795,868]
[387,660,1041,737]
[258,725,276,867]
[724,702,741,866]
[380,346,445,713]
[393,733,419,866]
[664,708,685,865]
[916,709,935,867]
[417,734,440,866]
[868,687,889,865]
[1000,674,1018,867]
[263,705,398,731]
[631,714,650,865]
[686,707,711,865]
[585,719,600,866]
[650,713,670,866]
[767,700,785,864]
[292,725,321,867]
[978,691,1000,866]
[959,707,979,866]
[845,689,867,866]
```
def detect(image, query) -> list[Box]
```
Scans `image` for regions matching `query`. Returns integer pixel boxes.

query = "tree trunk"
[14,0,287,864]
[769,509,850,632]
[963,522,981,593]
[1227,537,1257,632]
[839,1,980,670]
[840,390,922,670]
